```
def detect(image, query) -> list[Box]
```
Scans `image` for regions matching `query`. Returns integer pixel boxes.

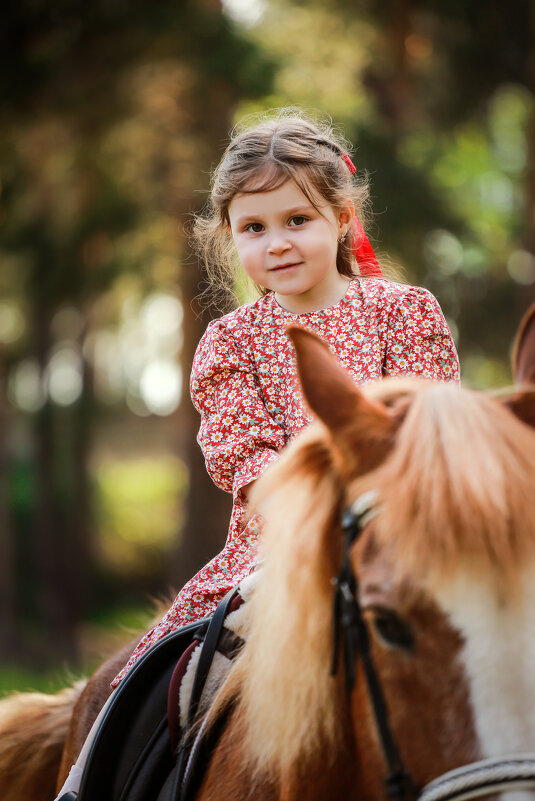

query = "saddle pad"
[167,570,261,754]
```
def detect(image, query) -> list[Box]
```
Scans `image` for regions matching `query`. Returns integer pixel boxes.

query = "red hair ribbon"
[342,153,357,174]
[342,154,382,278]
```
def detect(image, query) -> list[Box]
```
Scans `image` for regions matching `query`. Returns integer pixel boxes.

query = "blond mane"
[208,427,344,781]
[365,380,535,591]
[210,379,535,780]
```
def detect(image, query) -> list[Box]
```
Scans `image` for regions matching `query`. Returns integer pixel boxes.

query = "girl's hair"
[192,108,373,302]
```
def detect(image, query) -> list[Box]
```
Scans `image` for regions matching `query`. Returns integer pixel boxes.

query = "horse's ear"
[512,302,535,385]
[503,390,535,430]
[502,303,535,430]
[287,326,400,475]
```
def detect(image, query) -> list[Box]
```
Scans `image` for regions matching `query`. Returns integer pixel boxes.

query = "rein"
[333,491,535,801]
[331,490,416,801]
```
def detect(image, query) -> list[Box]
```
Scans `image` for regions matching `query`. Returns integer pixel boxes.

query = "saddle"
[70,576,256,801]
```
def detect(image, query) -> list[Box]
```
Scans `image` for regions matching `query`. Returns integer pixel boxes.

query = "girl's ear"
[287,326,401,476]
[338,202,355,235]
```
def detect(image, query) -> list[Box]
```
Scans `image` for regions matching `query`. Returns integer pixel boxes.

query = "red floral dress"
[112,278,459,686]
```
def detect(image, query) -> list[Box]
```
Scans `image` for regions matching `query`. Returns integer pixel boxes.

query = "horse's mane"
[369,380,535,590]
[211,379,535,780]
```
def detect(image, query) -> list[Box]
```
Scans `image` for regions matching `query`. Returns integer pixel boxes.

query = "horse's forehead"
[433,567,535,759]
[355,528,535,754]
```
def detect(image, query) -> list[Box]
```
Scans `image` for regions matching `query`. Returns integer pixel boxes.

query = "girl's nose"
[267,233,291,255]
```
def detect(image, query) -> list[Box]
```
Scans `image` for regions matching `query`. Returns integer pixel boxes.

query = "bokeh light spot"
[0,302,25,345]
[140,360,182,416]
[8,360,46,413]
[423,229,463,275]
[222,0,267,26]
[47,346,83,406]
[507,250,535,285]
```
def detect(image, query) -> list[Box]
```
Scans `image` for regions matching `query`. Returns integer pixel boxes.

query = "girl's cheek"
[234,239,251,258]
[240,241,262,261]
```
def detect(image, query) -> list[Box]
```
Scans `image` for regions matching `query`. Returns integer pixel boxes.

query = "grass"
[0,665,82,696]
[0,603,153,697]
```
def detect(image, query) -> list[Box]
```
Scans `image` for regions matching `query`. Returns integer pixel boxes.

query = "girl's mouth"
[270,262,303,272]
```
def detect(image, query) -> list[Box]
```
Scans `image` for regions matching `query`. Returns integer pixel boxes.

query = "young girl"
[56,109,459,798]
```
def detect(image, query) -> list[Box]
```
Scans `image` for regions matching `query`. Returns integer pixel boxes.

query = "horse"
[189,307,535,800]
[2,303,535,801]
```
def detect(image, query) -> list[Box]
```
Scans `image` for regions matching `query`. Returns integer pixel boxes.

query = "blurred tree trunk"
[0,348,17,657]
[172,69,236,586]
[521,7,535,313]
[70,318,93,622]
[175,249,233,588]
[32,298,78,663]
[363,0,414,132]
[509,5,535,329]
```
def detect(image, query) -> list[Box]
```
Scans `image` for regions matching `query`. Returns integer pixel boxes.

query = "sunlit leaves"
[94,455,187,575]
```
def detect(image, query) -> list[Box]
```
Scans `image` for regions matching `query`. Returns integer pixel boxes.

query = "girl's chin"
[269,272,311,288]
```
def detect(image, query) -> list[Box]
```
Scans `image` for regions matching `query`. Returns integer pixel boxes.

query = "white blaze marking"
[435,568,535,801]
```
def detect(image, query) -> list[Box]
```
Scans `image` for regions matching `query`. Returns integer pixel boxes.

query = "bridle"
[332,491,535,801]
[331,490,416,801]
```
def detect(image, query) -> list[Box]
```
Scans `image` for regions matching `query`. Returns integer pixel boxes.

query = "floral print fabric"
[112,278,459,686]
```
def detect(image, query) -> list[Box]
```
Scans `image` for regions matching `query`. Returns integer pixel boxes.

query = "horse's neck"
[285,748,361,801]
[197,709,361,801]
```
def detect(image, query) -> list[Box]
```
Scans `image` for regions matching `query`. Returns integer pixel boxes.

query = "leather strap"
[179,699,235,801]
[186,585,241,728]
[171,585,241,801]
[332,499,415,801]
[193,625,244,660]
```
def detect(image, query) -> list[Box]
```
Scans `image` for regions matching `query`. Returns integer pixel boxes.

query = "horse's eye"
[369,607,414,652]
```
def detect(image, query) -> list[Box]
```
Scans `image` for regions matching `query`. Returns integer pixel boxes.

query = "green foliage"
[237,0,535,384]
[94,455,187,575]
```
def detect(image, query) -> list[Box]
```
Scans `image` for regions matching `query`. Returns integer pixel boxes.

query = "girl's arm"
[241,479,256,500]
[382,286,460,383]
[190,318,286,500]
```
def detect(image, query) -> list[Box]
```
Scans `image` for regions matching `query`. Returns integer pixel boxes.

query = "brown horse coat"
[2,303,535,801]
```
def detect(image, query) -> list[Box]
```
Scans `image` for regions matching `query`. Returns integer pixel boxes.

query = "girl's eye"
[289,216,307,226]
[244,223,264,233]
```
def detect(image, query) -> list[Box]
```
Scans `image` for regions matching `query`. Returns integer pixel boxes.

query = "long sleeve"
[383,287,460,382]
[112,282,461,690]
[190,318,287,497]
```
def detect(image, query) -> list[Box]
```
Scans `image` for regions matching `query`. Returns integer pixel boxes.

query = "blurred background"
[1,0,534,691]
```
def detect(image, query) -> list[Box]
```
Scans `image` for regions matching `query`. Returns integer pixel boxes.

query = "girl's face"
[228,178,353,313]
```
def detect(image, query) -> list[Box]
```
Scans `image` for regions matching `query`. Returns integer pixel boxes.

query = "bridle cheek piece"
[331,490,417,801]
[332,492,535,801]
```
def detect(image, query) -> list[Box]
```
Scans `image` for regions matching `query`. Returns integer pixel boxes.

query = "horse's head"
[230,305,535,799]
